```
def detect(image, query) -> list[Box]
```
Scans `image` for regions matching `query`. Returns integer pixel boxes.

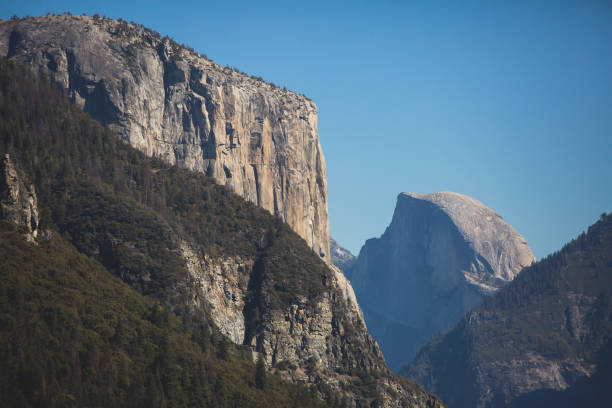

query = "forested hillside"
[0,223,333,407]
[0,57,341,407]
[402,213,612,407]
[0,58,441,407]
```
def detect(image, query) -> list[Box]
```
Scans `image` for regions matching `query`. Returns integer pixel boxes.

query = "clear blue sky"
[2,1,611,259]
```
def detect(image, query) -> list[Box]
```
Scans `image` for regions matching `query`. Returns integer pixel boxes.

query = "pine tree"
[255,354,266,390]
[217,336,229,361]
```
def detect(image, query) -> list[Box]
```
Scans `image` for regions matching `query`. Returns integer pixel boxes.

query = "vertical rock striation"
[346,192,535,371]
[0,154,39,242]
[0,15,330,259]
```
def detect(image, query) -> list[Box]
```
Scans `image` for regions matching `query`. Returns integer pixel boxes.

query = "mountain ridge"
[402,212,612,407]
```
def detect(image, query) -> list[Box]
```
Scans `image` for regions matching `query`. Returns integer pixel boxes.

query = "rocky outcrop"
[403,213,612,408]
[175,210,444,407]
[0,15,330,260]
[179,230,371,371]
[331,237,357,272]
[180,241,252,344]
[179,240,443,408]
[346,192,535,371]
[0,154,39,241]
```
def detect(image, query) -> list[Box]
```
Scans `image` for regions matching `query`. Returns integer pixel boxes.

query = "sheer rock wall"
[0,15,330,259]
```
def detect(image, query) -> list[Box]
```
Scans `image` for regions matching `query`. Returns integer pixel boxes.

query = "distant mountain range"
[2,13,608,408]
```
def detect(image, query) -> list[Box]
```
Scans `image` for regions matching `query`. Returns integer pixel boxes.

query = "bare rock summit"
[346,191,535,371]
[400,192,535,294]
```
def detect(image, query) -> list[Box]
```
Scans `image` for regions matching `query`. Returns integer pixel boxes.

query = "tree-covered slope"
[0,57,442,407]
[0,54,324,305]
[0,222,333,408]
[401,213,612,408]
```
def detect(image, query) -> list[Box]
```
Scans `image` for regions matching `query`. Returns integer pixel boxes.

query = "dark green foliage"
[255,354,266,390]
[0,56,333,316]
[472,214,612,362]
[0,223,331,407]
[0,57,340,406]
[402,214,612,407]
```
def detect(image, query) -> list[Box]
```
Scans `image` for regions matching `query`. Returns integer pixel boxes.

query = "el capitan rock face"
[346,192,535,371]
[0,15,330,260]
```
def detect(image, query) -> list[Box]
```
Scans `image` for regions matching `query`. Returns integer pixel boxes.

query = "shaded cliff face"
[346,192,535,371]
[0,15,330,260]
[403,213,612,408]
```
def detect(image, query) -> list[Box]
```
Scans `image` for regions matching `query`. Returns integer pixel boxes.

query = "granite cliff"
[0,154,39,242]
[346,192,535,371]
[0,15,330,260]
[0,55,443,407]
[403,213,612,407]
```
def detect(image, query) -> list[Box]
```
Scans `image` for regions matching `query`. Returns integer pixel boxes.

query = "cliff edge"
[0,15,330,259]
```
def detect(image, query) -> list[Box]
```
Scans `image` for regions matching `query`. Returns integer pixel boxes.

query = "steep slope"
[0,14,330,260]
[0,130,333,408]
[0,223,338,408]
[346,192,534,371]
[0,58,442,407]
[331,238,356,272]
[402,213,612,408]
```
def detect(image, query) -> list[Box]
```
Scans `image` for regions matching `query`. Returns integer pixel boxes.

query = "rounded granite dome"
[347,191,536,371]
[399,191,534,288]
